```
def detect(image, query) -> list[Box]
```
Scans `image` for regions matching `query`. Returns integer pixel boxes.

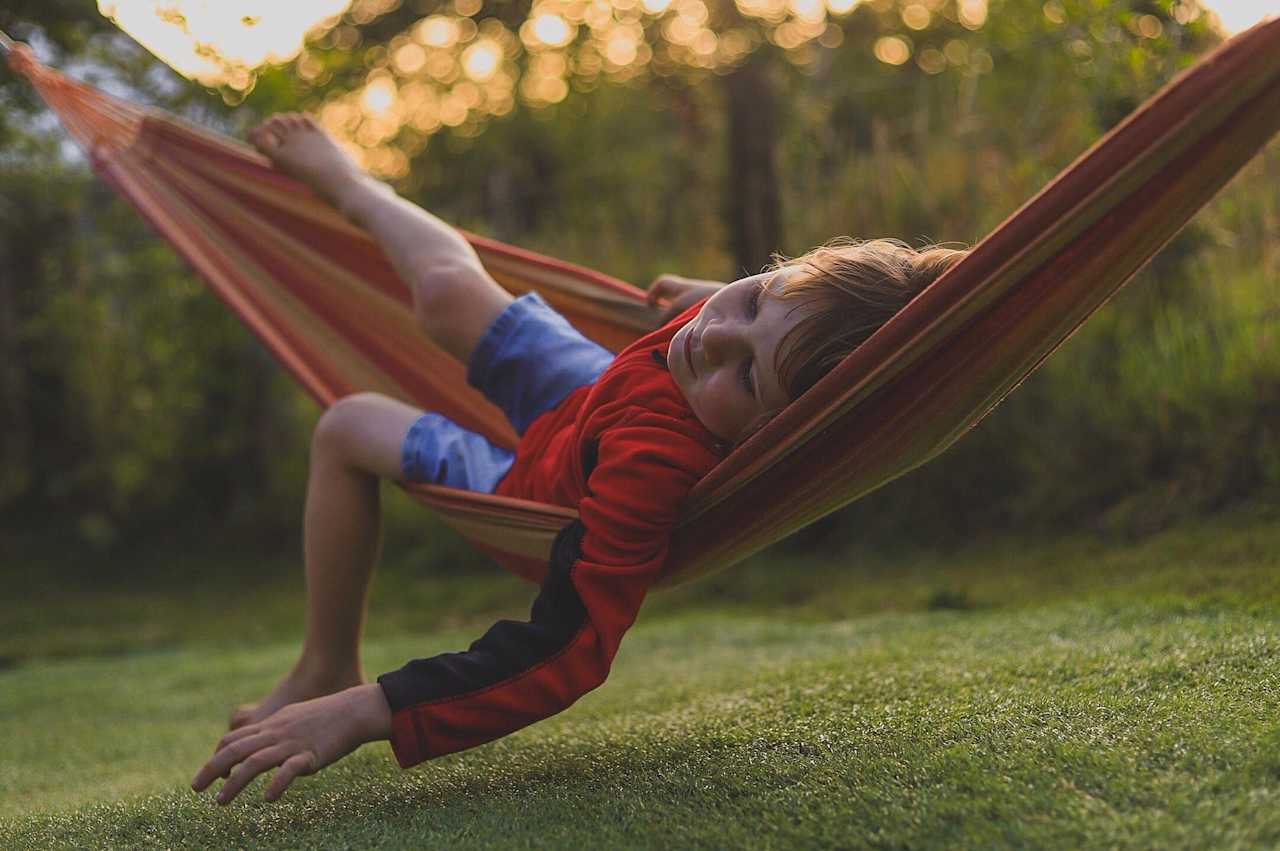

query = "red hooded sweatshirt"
[376,301,721,767]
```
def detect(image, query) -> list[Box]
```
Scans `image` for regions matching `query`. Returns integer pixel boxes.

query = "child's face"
[668,267,817,445]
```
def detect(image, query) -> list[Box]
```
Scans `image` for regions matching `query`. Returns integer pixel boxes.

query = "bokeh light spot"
[462,39,502,81]
[902,3,931,30]
[532,14,576,47]
[958,0,988,30]
[874,35,911,65]
[360,77,397,116]
[416,16,460,48]
[393,42,427,74]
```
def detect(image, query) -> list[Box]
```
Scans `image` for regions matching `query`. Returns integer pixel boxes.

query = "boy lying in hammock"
[191,112,967,805]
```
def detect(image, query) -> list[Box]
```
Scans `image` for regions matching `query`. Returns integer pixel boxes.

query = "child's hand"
[646,274,724,326]
[191,683,391,805]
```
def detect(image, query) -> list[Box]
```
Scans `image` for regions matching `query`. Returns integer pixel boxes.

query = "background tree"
[225,0,1218,274]
[7,0,1276,558]
[0,7,303,545]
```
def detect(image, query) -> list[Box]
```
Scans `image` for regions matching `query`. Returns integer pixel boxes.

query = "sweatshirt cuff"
[377,675,431,769]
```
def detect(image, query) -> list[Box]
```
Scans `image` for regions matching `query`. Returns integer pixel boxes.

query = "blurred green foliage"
[1,0,1276,561]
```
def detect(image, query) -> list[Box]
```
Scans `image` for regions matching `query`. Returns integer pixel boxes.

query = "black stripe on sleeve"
[377,519,588,711]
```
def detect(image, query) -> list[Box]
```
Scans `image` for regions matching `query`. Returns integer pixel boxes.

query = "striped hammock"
[6,17,1280,587]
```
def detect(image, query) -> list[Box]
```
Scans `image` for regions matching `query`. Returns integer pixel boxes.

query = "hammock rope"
[6,18,1280,586]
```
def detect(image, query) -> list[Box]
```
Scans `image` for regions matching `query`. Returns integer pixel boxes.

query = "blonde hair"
[757,237,969,425]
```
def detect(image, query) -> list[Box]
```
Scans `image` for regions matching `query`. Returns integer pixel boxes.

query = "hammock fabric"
[6,18,1280,587]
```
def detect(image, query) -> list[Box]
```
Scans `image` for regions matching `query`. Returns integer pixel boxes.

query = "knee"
[408,262,484,335]
[411,289,442,340]
[411,281,456,340]
[312,392,388,459]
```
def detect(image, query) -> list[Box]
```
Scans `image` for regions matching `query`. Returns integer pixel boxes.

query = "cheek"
[698,372,749,421]
[702,370,731,398]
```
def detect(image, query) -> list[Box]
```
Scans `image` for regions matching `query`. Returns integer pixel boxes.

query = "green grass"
[3,505,1280,848]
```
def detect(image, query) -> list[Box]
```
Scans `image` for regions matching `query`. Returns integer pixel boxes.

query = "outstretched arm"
[378,412,719,766]
[190,412,718,802]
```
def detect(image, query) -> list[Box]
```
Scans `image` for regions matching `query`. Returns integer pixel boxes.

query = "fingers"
[192,730,272,791]
[215,744,293,805]
[645,274,682,307]
[191,688,361,806]
[265,752,317,803]
[215,722,262,754]
[646,275,710,328]
[659,290,704,325]
[193,730,315,805]
[645,279,659,306]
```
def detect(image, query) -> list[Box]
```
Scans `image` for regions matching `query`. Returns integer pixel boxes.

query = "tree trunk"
[0,219,28,510]
[486,165,520,243]
[722,51,783,278]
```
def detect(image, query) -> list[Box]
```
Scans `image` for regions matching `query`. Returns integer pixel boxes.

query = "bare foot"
[247,113,366,209]
[229,662,365,730]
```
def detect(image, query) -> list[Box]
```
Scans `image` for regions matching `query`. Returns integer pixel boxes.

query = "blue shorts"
[400,292,614,493]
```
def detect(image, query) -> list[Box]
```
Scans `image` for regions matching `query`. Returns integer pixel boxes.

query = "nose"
[700,319,747,366]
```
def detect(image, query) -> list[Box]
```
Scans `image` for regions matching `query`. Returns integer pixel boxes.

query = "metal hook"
[0,28,15,55]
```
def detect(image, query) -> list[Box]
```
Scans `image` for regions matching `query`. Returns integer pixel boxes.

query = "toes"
[260,115,288,137]
[247,112,326,154]
[250,130,281,153]
[249,117,288,149]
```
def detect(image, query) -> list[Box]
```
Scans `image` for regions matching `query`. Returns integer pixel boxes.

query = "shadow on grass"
[9,734,834,849]
[9,602,1280,849]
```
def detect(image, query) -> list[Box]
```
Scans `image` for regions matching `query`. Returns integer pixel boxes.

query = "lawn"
[2,504,1279,849]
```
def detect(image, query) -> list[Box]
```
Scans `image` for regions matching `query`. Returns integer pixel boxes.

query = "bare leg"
[248,113,514,365]
[232,114,519,729]
[230,393,423,729]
